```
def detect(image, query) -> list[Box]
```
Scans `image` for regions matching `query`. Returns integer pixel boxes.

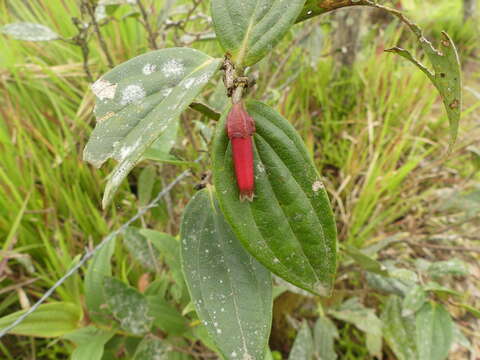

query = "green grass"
[1,0,479,358]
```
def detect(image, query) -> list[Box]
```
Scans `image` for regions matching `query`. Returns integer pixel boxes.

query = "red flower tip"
[227,103,255,202]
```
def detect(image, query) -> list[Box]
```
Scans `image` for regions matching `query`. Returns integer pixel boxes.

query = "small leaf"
[382,296,417,360]
[133,337,167,360]
[0,302,81,337]
[180,189,273,360]
[289,321,314,360]
[313,317,338,360]
[0,22,60,41]
[427,259,468,279]
[329,298,382,358]
[147,295,188,335]
[123,227,160,271]
[64,326,115,360]
[103,277,153,335]
[141,229,185,300]
[84,239,116,325]
[137,166,157,206]
[344,245,388,276]
[415,302,454,360]
[189,102,221,121]
[211,0,306,66]
[213,101,337,295]
[83,48,221,208]
[402,285,427,317]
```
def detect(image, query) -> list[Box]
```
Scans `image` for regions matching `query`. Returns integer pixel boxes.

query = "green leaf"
[402,285,427,317]
[133,337,167,359]
[0,22,61,41]
[427,259,469,278]
[64,326,115,360]
[415,302,454,360]
[381,296,417,360]
[313,317,338,360]
[141,229,185,301]
[289,321,314,360]
[83,48,221,208]
[84,237,116,325]
[137,165,156,206]
[329,298,382,358]
[180,189,273,360]
[103,277,153,335]
[212,101,337,295]
[143,113,179,161]
[146,295,188,335]
[0,302,81,337]
[344,245,388,276]
[211,0,306,66]
[123,227,160,271]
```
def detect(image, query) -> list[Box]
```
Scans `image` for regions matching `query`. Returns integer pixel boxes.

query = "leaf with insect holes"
[83,48,221,208]
[0,302,81,337]
[180,189,273,360]
[103,277,153,335]
[416,302,454,360]
[212,101,337,295]
[0,22,61,41]
[211,0,306,66]
[295,1,462,147]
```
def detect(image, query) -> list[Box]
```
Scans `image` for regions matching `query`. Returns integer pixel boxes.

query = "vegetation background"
[0,0,479,358]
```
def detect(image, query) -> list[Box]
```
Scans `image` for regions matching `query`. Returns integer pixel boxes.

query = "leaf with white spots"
[133,337,168,360]
[0,22,61,41]
[289,321,314,360]
[180,189,273,360]
[83,48,222,207]
[212,101,337,295]
[103,277,153,335]
[381,295,417,360]
[123,227,160,271]
[415,302,454,360]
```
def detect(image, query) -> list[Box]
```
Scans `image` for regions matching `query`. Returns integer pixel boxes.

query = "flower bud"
[227,103,255,201]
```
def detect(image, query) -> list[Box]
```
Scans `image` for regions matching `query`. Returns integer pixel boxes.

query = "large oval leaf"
[83,48,222,207]
[212,101,337,295]
[180,189,273,360]
[211,0,306,67]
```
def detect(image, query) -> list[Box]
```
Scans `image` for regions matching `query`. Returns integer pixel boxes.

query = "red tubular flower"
[227,102,255,201]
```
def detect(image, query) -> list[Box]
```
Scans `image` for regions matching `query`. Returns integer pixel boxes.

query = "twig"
[0,168,193,338]
[84,0,115,68]
[72,17,93,82]
[136,0,158,49]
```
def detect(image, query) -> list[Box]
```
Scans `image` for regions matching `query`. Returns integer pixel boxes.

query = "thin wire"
[0,168,192,338]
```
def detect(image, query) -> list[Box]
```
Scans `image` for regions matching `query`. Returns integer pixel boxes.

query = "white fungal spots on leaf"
[142,63,157,75]
[312,180,324,192]
[120,84,146,105]
[162,59,184,78]
[161,87,173,97]
[91,78,117,100]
